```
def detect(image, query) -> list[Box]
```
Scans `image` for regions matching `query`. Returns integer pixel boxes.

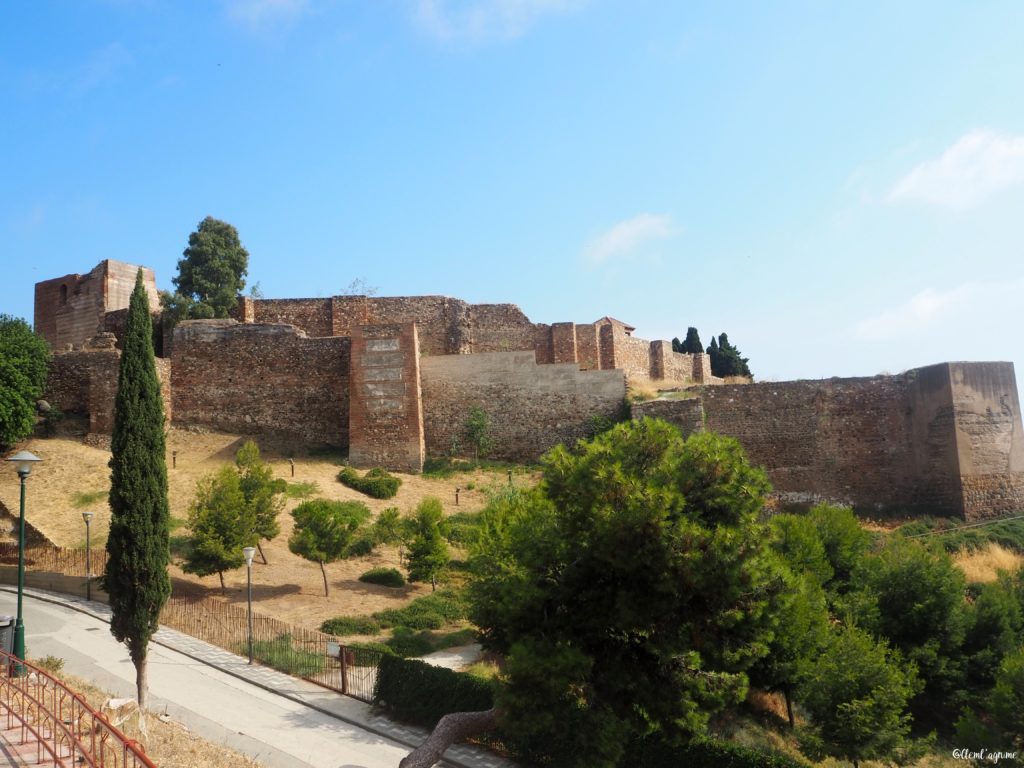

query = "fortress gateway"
[35,259,1024,521]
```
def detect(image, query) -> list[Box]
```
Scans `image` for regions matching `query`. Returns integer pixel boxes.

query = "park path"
[0,587,517,768]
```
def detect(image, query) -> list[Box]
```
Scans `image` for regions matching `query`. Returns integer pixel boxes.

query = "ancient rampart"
[633,361,1024,520]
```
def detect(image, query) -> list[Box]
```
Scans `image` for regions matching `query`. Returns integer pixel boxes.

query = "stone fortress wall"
[35,260,1024,521]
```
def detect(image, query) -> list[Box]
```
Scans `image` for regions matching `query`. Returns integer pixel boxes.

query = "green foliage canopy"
[406,497,450,590]
[289,499,370,595]
[161,216,249,321]
[796,624,920,768]
[235,440,286,551]
[468,419,780,768]
[182,465,256,588]
[0,315,49,449]
[102,271,171,708]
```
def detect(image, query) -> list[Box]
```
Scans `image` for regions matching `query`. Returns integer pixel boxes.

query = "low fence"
[0,541,386,703]
[160,596,385,702]
[0,649,157,767]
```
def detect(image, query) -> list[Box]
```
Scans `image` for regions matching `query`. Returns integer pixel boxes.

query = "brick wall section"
[632,397,704,435]
[633,362,1024,519]
[468,304,537,354]
[348,323,425,473]
[171,320,349,448]
[420,352,626,462]
[34,261,158,351]
[947,362,1024,518]
[551,322,578,364]
[252,299,334,337]
[692,353,712,383]
[615,333,653,380]
[576,323,601,370]
[43,347,172,435]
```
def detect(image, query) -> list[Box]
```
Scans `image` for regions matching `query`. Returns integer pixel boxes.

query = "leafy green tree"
[289,499,370,596]
[850,537,969,730]
[464,406,494,463]
[807,503,871,592]
[962,573,1022,699]
[402,420,781,768]
[161,216,249,322]
[990,644,1024,751]
[769,513,834,587]
[235,440,286,564]
[102,272,171,709]
[182,465,256,591]
[681,326,703,354]
[0,315,49,450]
[406,497,450,591]
[796,623,920,768]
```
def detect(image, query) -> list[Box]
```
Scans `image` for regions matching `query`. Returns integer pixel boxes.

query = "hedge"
[359,566,406,588]
[337,466,401,499]
[373,654,494,729]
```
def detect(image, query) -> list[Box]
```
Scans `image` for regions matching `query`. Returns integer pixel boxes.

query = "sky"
[2,1,1023,384]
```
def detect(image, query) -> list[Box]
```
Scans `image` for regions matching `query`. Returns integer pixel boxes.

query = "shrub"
[446,511,483,546]
[359,567,406,588]
[345,531,377,557]
[372,590,468,630]
[245,634,325,677]
[320,616,382,636]
[373,655,494,729]
[347,642,396,666]
[337,466,401,499]
[284,480,319,499]
[386,627,437,657]
[621,736,809,768]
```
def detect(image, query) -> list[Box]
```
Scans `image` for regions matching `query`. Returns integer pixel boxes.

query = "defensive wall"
[33,260,1024,520]
[633,361,1024,520]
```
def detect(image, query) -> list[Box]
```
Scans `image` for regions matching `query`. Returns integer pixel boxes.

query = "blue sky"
[3,1,1022,384]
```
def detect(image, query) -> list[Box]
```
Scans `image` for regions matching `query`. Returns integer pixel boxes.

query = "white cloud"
[583,213,675,266]
[888,130,1024,210]
[226,0,309,30]
[853,278,1024,341]
[414,0,581,42]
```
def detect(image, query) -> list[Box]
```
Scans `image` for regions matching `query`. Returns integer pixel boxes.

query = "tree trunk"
[399,708,498,768]
[431,574,436,592]
[218,571,225,592]
[257,541,268,565]
[135,654,148,710]
[784,683,794,728]
[320,560,329,596]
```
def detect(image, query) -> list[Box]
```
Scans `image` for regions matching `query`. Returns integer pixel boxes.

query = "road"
[0,591,419,768]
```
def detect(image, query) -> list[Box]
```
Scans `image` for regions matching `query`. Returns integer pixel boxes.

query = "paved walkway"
[0,587,516,768]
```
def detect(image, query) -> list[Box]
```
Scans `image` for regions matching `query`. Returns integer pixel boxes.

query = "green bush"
[620,735,809,768]
[345,531,377,557]
[372,590,468,630]
[359,567,406,588]
[446,511,483,546]
[386,626,437,657]
[337,466,401,499]
[347,642,396,666]
[373,655,494,729]
[245,634,325,677]
[320,616,382,636]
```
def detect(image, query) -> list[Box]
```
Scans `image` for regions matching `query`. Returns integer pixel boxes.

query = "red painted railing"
[0,649,157,767]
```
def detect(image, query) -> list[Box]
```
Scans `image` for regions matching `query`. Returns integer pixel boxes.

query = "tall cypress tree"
[682,326,703,354]
[103,270,170,709]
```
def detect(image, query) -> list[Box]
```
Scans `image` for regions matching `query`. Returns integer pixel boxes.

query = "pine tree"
[235,440,285,564]
[681,326,703,354]
[182,466,256,591]
[406,497,450,591]
[102,270,170,709]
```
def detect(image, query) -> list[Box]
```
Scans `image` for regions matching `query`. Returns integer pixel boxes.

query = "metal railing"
[0,649,157,767]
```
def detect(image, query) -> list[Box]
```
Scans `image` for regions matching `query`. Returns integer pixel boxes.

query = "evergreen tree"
[713,333,753,378]
[182,465,257,591]
[102,271,171,709]
[235,440,285,564]
[406,497,450,591]
[671,336,683,353]
[0,315,49,449]
[160,216,249,322]
[681,326,703,354]
[289,499,369,596]
[706,336,721,374]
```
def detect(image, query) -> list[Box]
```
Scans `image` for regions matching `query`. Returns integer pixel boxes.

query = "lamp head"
[243,546,256,567]
[6,450,41,478]
[82,511,94,524]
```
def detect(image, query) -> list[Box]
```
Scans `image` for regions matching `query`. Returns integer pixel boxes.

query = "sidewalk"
[0,586,517,768]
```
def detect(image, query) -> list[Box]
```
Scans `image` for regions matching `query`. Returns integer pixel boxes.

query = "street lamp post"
[243,546,256,664]
[82,511,94,601]
[6,450,41,673]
